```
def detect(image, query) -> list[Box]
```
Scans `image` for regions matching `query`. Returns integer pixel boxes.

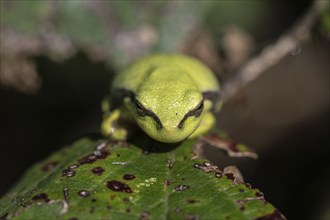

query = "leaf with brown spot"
[0,137,284,220]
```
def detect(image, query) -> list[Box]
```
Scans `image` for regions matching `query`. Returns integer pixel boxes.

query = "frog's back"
[112,54,220,93]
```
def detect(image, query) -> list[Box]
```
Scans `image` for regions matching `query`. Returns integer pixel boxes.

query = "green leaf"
[0,136,284,220]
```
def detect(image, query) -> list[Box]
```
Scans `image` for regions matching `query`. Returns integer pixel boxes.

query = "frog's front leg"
[101,108,128,140]
[101,97,135,141]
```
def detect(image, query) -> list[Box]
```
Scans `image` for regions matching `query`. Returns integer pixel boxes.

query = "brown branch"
[221,0,328,103]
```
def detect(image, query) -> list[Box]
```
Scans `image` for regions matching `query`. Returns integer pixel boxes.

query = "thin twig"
[222,0,328,103]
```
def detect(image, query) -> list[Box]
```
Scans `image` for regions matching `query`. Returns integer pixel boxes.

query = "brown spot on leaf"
[106,180,132,193]
[123,174,136,180]
[32,193,49,203]
[194,162,223,178]
[223,166,244,184]
[78,154,97,164]
[256,210,286,220]
[61,164,80,177]
[140,211,150,220]
[164,179,171,186]
[91,167,105,175]
[167,159,173,169]
[256,191,264,198]
[78,148,109,165]
[41,161,59,172]
[245,183,252,189]
[174,185,190,192]
[187,199,198,204]
[62,168,76,177]
[225,173,235,180]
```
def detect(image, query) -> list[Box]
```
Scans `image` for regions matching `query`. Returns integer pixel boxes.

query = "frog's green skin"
[101,54,221,143]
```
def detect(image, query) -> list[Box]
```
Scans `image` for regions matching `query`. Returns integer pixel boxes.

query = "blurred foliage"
[1,1,313,65]
[0,0,318,94]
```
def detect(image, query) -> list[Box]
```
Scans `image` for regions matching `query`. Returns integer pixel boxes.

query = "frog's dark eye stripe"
[112,88,163,129]
[178,100,204,129]
[134,100,145,116]
[202,91,221,112]
[134,98,163,130]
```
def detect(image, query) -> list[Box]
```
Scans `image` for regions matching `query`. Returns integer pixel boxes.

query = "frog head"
[125,68,205,143]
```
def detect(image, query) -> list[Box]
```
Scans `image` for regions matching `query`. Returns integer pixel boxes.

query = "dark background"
[1,1,329,219]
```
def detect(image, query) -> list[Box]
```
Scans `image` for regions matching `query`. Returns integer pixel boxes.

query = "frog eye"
[133,98,163,129]
[194,101,204,117]
[178,100,204,129]
[134,99,146,117]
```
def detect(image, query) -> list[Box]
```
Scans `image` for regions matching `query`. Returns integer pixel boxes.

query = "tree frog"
[101,54,221,143]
